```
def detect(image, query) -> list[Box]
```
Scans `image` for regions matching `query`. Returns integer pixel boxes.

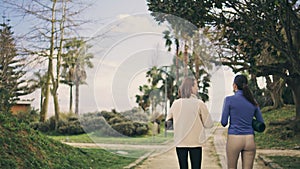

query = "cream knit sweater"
[166,94,213,147]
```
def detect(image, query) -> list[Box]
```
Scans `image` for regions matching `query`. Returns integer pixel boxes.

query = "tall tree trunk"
[40,76,50,122]
[69,84,73,113]
[286,76,300,134]
[193,33,200,83]
[75,82,79,115]
[52,0,66,130]
[175,38,179,83]
[52,82,60,130]
[194,53,200,87]
[49,0,60,131]
[183,42,188,77]
[266,75,284,109]
[40,87,43,114]
[53,93,60,128]
[40,0,57,122]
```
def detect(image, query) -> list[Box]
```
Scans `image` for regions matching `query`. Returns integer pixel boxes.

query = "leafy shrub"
[111,121,149,136]
[133,122,149,135]
[109,116,126,124]
[122,108,149,122]
[58,119,68,129]
[13,108,39,124]
[48,116,57,131]
[91,126,122,137]
[80,116,108,132]
[33,110,150,136]
[100,110,149,137]
[33,113,84,135]
[58,122,84,135]
[79,115,121,136]
[68,116,78,121]
[100,111,116,121]
[38,121,52,132]
[112,122,135,136]
[31,121,51,132]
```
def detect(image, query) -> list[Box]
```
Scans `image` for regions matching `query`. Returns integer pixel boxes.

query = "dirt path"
[134,139,221,169]
[65,140,221,168]
[64,126,299,169]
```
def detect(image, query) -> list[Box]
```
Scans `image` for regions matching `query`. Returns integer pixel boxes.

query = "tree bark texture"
[265,75,285,109]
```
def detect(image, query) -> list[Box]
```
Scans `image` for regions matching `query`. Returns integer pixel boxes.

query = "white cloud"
[106,13,168,34]
[118,14,131,19]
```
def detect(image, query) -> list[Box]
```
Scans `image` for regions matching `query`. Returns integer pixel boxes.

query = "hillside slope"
[0,112,133,169]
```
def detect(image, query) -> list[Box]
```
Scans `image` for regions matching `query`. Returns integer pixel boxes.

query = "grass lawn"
[47,127,174,161]
[255,105,300,149]
[254,105,300,169]
[76,148,138,169]
[48,130,174,145]
[48,133,93,143]
[268,156,300,169]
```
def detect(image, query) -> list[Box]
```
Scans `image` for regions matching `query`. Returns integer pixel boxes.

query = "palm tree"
[136,67,163,112]
[61,66,75,113]
[33,71,48,122]
[163,30,180,83]
[62,38,93,114]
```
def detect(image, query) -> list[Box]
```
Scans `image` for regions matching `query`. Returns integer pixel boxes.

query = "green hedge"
[31,110,149,137]
[112,122,135,136]
[31,115,85,135]
[80,114,121,137]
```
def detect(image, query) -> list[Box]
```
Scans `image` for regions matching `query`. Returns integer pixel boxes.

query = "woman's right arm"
[221,97,230,127]
[199,102,213,128]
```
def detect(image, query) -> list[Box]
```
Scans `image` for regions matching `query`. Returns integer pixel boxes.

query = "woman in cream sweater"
[166,77,213,169]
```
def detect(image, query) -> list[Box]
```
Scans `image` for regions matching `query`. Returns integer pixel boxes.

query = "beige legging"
[226,134,256,169]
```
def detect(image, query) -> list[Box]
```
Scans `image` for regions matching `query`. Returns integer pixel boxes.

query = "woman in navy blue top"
[221,75,264,169]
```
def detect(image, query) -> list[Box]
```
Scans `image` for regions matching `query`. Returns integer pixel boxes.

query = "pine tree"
[0,19,33,113]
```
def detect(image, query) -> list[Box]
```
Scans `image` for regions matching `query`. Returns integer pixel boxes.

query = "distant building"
[10,100,31,114]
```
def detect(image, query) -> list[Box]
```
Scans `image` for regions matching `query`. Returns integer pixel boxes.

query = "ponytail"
[234,75,258,106]
[242,83,258,106]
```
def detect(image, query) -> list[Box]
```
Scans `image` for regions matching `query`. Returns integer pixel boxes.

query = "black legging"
[176,147,202,169]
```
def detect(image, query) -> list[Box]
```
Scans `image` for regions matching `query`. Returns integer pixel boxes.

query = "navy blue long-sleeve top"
[221,90,264,135]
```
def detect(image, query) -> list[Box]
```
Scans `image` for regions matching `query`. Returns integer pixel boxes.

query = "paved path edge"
[258,155,284,169]
[123,151,154,169]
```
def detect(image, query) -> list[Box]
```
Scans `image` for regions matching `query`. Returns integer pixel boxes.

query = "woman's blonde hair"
[180,77,195,98]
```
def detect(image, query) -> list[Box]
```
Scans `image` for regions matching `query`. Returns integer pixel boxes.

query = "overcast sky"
[0,0,239,121]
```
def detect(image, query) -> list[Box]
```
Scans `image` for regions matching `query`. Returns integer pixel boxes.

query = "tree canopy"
[147,0,300,132]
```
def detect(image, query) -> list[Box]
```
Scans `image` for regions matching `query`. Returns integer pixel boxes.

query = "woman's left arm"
[254,107,264,123]
[199,102,213,128]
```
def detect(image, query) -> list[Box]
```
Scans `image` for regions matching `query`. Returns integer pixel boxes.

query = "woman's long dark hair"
[234,75,258,106]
